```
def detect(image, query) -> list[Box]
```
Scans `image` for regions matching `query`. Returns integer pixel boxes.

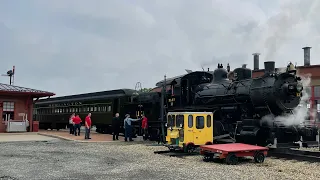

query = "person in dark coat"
[112,113,120,140]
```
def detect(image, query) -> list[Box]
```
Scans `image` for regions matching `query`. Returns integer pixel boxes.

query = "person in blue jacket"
[123,114,141,141]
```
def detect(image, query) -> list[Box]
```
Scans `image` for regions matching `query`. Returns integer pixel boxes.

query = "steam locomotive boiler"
[183,61,305,146]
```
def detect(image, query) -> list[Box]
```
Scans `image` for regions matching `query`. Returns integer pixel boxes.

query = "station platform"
[0,132,57,142]
[38,130,124,142]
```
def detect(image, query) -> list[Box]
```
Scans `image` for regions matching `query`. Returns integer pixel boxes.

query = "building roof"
[0,83,55,97]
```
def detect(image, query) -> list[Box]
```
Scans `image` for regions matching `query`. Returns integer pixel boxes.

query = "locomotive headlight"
[169,127,173,131]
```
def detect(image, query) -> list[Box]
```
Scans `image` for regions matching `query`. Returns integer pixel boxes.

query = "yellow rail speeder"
[165,112,214,153]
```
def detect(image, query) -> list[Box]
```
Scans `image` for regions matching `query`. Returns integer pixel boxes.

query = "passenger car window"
[207,115,211,127]
[176,115,184,127]
[196,116,204,129]
[188,115,193,128]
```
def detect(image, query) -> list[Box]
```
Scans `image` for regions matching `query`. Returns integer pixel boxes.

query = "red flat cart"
[200,143,269,165]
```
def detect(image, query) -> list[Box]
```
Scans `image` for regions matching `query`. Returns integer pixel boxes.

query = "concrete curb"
[37,133,74,141]
[0,140,52,144]
[37,133,123,143]
[37,133,156,144]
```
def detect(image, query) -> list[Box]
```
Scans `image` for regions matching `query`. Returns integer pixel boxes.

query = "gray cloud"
[0,0,319,96]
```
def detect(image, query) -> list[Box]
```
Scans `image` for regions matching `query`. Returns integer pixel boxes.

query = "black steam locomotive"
[148,61,316,146]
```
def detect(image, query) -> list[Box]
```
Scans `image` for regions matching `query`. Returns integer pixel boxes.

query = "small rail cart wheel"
[254,152,265,163]
[184,144,195,153]
[203,154,213,162]
[225,153,238,165]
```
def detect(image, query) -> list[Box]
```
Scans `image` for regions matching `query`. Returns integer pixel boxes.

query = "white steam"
[261,73,311,127]
[276,67,287,74]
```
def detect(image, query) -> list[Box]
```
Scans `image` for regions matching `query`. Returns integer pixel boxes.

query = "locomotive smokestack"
[252,53,260,70]
[302,46,311,66]
[264,61,275,74]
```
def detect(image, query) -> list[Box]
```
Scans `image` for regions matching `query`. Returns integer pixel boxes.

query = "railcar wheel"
[225,153,238,165]
[254,152,265,163]
[184,144,195,153]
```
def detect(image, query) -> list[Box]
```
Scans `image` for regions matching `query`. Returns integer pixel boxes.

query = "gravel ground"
[0,139,319,180]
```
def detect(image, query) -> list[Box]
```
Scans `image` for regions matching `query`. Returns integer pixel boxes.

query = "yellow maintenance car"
[165,112,214,153]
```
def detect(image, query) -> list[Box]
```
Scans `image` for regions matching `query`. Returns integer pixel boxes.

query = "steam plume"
[261,73,311,127]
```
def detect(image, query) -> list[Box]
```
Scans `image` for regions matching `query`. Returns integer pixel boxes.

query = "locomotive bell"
[286,62,296,73]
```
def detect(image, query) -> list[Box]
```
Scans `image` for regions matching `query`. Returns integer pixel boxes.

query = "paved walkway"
[38,130,125,142]
[0,132,57,142]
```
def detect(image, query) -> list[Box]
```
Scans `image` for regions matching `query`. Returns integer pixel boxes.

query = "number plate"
[296,93,301,97]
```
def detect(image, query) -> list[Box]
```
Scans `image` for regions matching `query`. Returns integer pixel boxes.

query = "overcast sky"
[0,0,319,96]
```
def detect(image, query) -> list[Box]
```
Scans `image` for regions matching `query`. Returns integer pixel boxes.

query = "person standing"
[72,115,82,136]
[123,114,141,142]
[69,113,75,134]
[141,114,148,140]
[112,113,120,141]
[85,113,92,139]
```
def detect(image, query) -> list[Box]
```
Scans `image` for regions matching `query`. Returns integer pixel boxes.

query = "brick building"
[251,47,320,115]
[0,83,55,132]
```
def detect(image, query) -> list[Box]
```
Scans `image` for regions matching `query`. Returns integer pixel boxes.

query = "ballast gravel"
[0,139,319,180]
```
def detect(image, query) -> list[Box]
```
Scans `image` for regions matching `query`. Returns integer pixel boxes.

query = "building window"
[315,86,320,97]
[2,101,15,121]
[3,102,14,112]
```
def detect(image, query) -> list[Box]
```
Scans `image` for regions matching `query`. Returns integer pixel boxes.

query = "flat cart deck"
[200,143,269,165]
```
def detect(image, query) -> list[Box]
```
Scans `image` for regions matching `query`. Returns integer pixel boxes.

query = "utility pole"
[160,75,166,144]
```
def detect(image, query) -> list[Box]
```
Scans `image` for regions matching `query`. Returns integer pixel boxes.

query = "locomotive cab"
[165,112,214,153]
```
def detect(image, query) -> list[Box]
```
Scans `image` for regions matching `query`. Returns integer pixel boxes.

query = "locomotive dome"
[213,64,228,81]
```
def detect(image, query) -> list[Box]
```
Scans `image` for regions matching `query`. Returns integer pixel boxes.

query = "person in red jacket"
[85,113,92,139]
[141,114,148,140]
[72,115,82,136]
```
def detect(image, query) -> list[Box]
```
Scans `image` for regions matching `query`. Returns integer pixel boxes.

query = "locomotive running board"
[213,134,236,143]
[214,134,231,140]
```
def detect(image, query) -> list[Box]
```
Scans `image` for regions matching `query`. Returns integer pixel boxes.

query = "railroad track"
[268,148,320,163]
[154,150,198,158]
